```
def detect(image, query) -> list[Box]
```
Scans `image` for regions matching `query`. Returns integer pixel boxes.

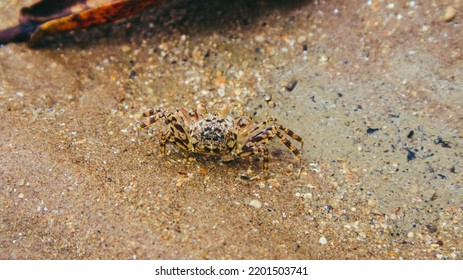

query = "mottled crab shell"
[189,113,237,155]
[0,0,164,46]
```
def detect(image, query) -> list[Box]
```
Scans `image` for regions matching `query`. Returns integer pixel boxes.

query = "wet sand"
[1,0,462,259]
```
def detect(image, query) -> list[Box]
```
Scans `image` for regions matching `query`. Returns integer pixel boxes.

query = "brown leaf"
[0,0,164,46]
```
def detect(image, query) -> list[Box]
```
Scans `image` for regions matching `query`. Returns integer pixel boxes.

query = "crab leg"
[237,145,270,171]
[275,130,303,172]
[159,131,173,155]
[275,126,303,156]
[239,123,304,172]
[248,117,277,134]
[138,108,167,129]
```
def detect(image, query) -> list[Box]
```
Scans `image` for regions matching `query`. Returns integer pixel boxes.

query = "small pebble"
[422,189,436,201]
[426,224,438,233]
[16,178,26,186]
[319,55,329,63]
[319,236,327,245]
[443,6,457,22]
[249,199,262,209]
[121,45,131,52]
[254,35,265,43]
[285,80,298,92]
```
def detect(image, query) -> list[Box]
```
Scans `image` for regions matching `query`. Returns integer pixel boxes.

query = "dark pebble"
[435,136,451,148]
[286,80,298,91]
[407,130,414,138]
[366,127,379,134]
[426,224,437,233]
[240,175,251,180]
[406,149,416,161]
[353,105,363,111]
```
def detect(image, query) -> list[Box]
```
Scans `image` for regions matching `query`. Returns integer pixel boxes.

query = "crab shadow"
[161,146,297,180]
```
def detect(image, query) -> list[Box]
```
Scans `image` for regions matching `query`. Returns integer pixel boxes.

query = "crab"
[138,104,303,174]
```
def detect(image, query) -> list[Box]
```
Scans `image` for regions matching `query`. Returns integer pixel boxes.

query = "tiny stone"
[422,189,436,201]
[319,55,329,63]
[443,6,457,22]
[249,199,262,209]
[16,178,26,186]
[254,35,265,43]
[297,35,307,44]
[407,232,414,238]
[121,45,131,52]
[285,80,298,92]
[426,224,438,233]
[319,236,327,245]
[304,193,313,199]
[286,163,294,172]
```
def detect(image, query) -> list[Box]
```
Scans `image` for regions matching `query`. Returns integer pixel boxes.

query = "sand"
[1,0,462,259]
